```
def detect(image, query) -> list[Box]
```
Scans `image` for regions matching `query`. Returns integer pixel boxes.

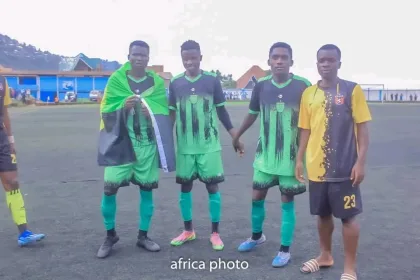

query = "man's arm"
[355,122,369,166]
[350,85,372,185]
[213,79,236,138]
[4,107,12,137]
[296,88,312,163]
[168,81,177,127]
[296,128,310,163]
[352,84,372,166]
[216,106,235,137]
[233,83,261,141]
[295,89,312,181]
[3,82,14,147]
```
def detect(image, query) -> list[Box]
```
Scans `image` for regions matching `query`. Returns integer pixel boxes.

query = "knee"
[281,194,294,203]
[181,183,193,193]
[104,188,118,196]
[252,189,267,201]
[205,184,218,194]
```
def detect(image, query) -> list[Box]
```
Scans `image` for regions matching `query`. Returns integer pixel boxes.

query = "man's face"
[128,45,149,70]
[181,49,202,73]
[268,47,293,76]
[317,49,341,79]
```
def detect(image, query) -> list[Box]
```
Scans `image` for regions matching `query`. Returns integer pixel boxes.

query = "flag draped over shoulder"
[97,62,175,172]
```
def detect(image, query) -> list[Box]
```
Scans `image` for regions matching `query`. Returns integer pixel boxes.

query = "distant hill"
[0,34,120,71]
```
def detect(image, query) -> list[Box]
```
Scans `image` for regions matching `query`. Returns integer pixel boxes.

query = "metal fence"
[363,89,420,102]
[222,88,420,102]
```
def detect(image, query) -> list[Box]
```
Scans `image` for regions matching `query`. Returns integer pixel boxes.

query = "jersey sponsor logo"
[335,94,344,105]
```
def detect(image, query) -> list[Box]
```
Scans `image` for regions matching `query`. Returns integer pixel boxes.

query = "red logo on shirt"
[335,94,344,105]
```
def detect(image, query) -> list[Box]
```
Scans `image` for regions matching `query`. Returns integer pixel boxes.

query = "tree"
[211,70,237,89]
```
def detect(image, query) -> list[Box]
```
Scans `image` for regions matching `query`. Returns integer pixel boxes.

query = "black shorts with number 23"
[309,180,362,219]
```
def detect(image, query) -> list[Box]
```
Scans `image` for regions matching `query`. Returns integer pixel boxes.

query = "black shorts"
[309,180,362,219]
[0,132,17,172]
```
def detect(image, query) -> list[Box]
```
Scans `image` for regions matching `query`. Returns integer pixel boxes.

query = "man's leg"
[0,146,45,246]
[237,169,275,252]
[132,145,160,252]
[97,163,132,258]
[171,154,197,246]
[272,176,306,267]
[329,180,363,278]
[197,151,225,251]
[300,181,334,273]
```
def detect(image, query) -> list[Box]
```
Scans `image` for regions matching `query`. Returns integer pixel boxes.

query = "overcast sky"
[0,0,418,88]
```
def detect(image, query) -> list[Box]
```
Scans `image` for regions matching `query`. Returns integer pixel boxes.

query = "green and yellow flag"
[97,62,175,172]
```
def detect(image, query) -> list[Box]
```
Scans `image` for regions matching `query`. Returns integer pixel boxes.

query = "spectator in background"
[410,94,413,101]
[415,94,418,101]
[399,93,403,101]
[390,93,394,101]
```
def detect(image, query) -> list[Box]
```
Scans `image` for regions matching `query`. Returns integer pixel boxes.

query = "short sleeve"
[351,85,372,123]
[248,82,261,114]
[298,88,311,129]
[168,81,176,111]
[213,78,226,107]
[3,79,11,107]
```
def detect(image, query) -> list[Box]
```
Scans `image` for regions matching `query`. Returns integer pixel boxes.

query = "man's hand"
[140,102,150,118]
[295,160,305,183]
[232,137,245,157]
[350,161,365,186]
[125,96,139,110]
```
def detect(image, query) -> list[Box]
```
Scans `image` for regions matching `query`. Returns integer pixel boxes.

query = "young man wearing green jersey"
[97,40,175,258]
[233,42,311,267]
[168,40,243,251]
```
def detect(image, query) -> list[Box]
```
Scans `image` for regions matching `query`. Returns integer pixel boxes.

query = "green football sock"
[139,190,154,231]
[208,192,221,223]
[179,192,192,221]
[101,194,117,230]
[252,200,265,233]
[281,201,296,246]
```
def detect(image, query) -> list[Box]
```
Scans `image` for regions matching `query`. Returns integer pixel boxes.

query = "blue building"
[0,67,172,102]
[1,70,112,102]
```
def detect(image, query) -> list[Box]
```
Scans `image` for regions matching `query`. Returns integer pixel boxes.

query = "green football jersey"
[249,74,311,176]
[168,71,226,154]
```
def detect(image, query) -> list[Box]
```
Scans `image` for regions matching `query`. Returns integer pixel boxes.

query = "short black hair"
[129,40,149,52]
[317,44,341,60]
[269,42,293,58]
[181,40,201,52]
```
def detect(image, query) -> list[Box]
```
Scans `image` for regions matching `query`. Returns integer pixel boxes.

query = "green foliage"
[210,70,237,89]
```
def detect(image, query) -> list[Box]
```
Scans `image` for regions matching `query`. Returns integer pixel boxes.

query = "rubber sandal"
[341,273,357,280]
[300,258,333,274]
